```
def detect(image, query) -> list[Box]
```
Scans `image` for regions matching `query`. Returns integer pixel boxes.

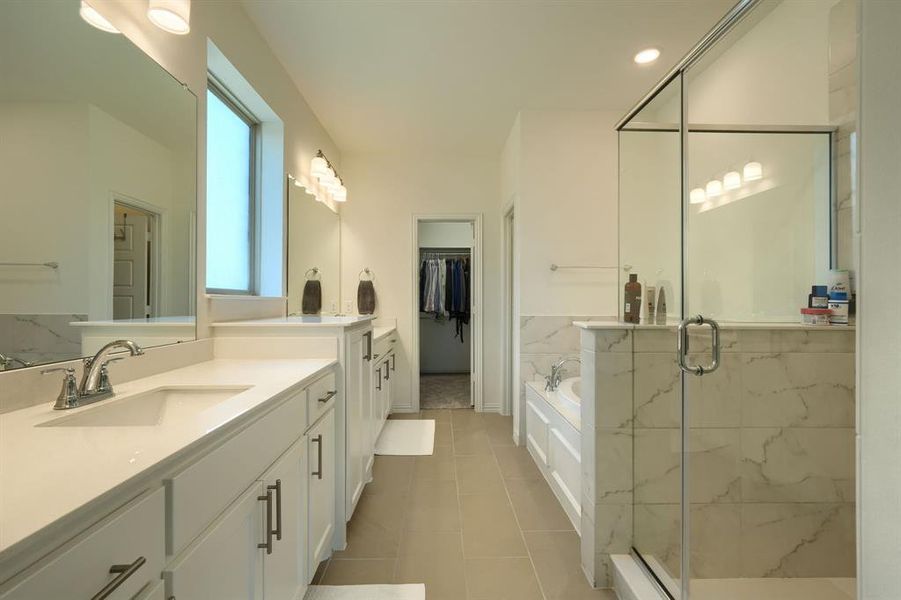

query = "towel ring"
[305,267,320,280]
[359,267,375,282]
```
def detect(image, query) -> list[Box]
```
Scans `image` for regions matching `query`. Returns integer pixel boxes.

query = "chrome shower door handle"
[677,315,721,376]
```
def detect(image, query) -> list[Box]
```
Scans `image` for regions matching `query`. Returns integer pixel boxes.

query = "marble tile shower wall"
[0,314,86,366]
[632,327,856,580]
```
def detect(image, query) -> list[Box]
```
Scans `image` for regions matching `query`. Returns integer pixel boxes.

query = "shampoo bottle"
[646,285,656,324]
[624,274,642,324]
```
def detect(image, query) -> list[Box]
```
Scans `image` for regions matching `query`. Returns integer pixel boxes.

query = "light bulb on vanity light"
[311,155,329,179]
[148,0,190,35]
[723,170,742,190]
[333,184,348,203]
[690,188,706,204]
[743,161,763,181]
[705,179,723,198]
[79,1,120,33]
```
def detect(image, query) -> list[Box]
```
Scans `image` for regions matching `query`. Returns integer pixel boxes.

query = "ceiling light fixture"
[79,1,120,33]
[634,48,660,65]
[148,0,190,35]
[689,188,706,205]
[743,161,763,181]
[723,170,742,190]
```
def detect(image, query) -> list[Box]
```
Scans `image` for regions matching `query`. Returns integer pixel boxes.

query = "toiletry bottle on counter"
[624,274,641,324]
[646,285,657,324]
[828,292,850,325]
[808,285,829,309]
[655,287,667,325]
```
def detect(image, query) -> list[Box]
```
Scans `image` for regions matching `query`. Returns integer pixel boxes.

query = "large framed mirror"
[0,1,197,370]
[286,178,340,316]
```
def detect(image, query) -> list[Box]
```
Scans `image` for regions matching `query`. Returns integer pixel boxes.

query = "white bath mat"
[374,419,435,456]
[305,584,425,600]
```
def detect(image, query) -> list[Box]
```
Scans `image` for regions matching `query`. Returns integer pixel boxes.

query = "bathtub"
[523,378,582,533]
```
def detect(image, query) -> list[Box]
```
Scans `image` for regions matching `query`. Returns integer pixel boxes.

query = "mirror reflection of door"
[113,202,154,320]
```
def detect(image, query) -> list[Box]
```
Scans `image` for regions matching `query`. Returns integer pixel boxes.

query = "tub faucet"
[0,353,32,370]
[545,356,581,392]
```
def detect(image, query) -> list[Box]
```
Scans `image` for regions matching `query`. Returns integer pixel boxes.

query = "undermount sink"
[37,385,252,428]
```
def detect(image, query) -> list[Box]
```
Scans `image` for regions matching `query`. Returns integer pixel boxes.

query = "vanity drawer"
[166,390,305,556]
[0,488,165,600]
[307,371,337,427]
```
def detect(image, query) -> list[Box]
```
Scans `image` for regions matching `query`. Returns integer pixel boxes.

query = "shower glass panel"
[681,0,857,598]
[619,75,683,599]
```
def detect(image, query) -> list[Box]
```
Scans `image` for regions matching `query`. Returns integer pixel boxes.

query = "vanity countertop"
[0,357,335,559]
[212,315,374,328]
[373,325,397,341]
[70,316,196,327]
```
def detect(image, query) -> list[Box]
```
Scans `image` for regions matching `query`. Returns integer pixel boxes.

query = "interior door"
[113,204,150,319]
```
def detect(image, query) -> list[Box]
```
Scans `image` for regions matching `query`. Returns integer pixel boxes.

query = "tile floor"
[419,374,472,410]
[313,409,615,600]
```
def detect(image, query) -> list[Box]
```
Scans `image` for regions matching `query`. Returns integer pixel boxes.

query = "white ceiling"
[242,0,737,155]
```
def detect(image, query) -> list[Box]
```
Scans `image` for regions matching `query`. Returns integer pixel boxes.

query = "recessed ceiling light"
[634,48,661,65]
[79,1,120,34]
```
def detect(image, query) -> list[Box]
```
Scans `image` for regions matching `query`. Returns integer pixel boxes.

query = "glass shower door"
[619,74,684,598]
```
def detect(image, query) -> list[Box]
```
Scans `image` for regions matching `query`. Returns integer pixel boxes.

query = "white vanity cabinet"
[307,409,336,577]
[344,327,372,520]
[369,333,396,456]
[0,488,165,600]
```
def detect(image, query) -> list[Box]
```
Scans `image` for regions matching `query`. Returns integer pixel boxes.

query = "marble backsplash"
[0,313,86,367]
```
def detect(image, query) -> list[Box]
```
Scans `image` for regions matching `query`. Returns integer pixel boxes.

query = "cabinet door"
[262,440,307,599]
[164,482,265,600]
[345,332,365,517]
[308,409,336,578]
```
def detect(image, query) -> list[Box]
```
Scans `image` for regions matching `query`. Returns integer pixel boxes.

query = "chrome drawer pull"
[258,489,273,554]
[312,434,323,479]
[318,390,337,403]
[91,556,146,600]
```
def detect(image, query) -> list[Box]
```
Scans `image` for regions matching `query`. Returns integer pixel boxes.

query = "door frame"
[411,214,484,412]
[501,201,516,419]
[109,194,164,319]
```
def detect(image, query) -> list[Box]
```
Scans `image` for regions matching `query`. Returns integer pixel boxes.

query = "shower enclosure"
[617,0,858,598]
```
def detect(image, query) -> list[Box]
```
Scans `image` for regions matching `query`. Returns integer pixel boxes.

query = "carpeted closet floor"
[420,374,471,409]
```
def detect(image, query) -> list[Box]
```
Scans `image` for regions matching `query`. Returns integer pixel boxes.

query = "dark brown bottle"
[624,274,642,324]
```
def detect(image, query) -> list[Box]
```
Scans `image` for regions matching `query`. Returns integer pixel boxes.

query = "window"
[206,79,258,293]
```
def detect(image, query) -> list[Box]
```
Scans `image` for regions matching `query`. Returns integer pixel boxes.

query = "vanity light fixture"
[723,170,742,190]
[79,1,120,33]
[705,179,723,198]
[148,0,190,35]
[689,187,707,204]
[743,161,763,181]
[634,48,661,65]
[310,150,347,203]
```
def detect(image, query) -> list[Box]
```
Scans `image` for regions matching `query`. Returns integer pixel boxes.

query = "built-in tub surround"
[576,321,856,589]
[0,356,336,579]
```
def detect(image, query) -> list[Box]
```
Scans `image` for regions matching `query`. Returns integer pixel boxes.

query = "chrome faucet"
[0,352,32,370]
[545,356,581,392]
[81,339,144,397]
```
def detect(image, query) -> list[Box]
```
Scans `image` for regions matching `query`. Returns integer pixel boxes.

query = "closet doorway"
[412,215,482,412]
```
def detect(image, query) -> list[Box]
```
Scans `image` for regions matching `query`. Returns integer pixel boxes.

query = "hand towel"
[358,280,376,315]
[302,280,322,315]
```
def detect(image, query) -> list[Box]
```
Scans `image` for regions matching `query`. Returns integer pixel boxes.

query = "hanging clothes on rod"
[419,248,471,343]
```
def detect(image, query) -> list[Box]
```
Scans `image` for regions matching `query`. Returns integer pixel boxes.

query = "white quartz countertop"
[0,358,335,558]
[373,326,397,341]
[70,316,196,327]
[212,315,374,328]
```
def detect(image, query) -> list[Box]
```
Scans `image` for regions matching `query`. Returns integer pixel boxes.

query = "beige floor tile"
[434,421,453,445]
[506,478,576,531]
[420,408,452,423]
[453,428,494,455]
[455,455,506,495]
[493,445,543,480]
[485,423,516,447]
[333,490,407,558]
[320,558,397,585]
[413,446,456,481]
[405,480,461,532]
[366,456,415,495]
[452,409,488,431]
[460,492,527,557]
[525,531,615,599]
[465,557,543,600]
[395,531,467,600]
[389,412,423,420]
